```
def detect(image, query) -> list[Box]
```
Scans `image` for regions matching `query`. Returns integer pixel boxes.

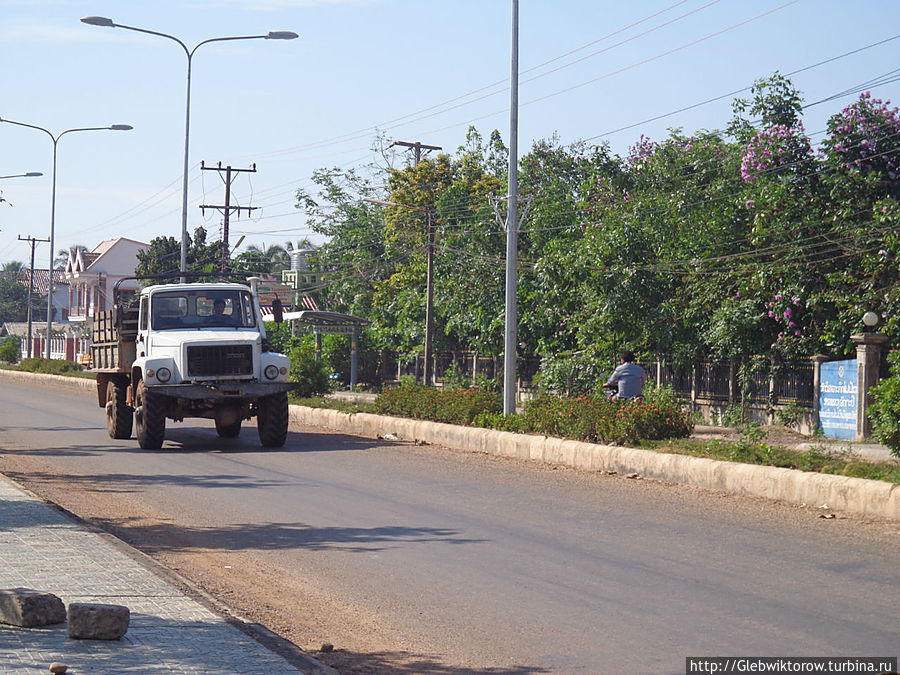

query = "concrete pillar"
[350,328,359,390]
[851,333,890,439]
[811,354,828,433]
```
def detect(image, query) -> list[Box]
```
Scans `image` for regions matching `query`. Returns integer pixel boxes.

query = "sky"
[1,0,899,269]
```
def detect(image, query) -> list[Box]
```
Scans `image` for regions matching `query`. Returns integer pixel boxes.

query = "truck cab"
[92,279,294,450]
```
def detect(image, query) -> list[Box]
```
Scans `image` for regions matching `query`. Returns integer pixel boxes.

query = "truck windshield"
[151,290,257,330]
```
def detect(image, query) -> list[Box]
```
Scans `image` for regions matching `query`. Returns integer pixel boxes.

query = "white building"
[64,238,149,322]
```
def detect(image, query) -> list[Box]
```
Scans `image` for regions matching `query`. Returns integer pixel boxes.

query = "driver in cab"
[207,299,235,326]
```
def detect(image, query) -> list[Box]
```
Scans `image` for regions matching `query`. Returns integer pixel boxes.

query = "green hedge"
[870,351,900,457]
[374,384,502,426]
[502,391,693,446]
[15,358,91,377]
[374,383,693,445]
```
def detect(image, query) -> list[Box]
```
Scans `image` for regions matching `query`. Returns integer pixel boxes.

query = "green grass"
[638,437,900,483]
[1,360,96,379]
[289,395,376,414]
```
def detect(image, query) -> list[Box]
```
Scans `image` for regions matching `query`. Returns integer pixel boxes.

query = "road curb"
[4,370,895,521]
[288,405,900,521]
[0,368,95,392]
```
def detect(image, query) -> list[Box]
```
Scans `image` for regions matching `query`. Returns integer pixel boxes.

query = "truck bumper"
[145,382,297,400]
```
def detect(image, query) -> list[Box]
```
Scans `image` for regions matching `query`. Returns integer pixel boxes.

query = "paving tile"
[0,479,307,673]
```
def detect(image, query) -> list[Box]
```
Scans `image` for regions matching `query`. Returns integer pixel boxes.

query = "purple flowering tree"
[821,92,900,200]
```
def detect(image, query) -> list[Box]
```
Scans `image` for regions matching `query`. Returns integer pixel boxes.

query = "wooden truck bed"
[90,308,139,373]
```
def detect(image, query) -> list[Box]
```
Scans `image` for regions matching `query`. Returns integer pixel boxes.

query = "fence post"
[851,333,890,439]
[690,363,698,408]
[729,361,736,404]
[811,354,828,434]
[768,356,778,425]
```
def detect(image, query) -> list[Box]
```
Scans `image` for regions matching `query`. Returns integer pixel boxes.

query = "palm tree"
[1,260,24,280]
[285,238,316,252]
[241,243,289,275]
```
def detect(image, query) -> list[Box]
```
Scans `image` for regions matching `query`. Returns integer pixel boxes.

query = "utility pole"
[390,140,442,166]
[390,140,442,386]
[199,162,257,274]
[18,234,50,359]
[504,0,520,415]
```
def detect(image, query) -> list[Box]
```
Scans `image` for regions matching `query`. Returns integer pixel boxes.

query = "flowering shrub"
[821,92,900,195]
[740,124,812,183]
[764,291,805,344]
[516,389,693,445]
[627,134,658,163]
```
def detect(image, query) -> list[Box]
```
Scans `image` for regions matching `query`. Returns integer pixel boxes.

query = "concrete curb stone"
[289,403,899,521]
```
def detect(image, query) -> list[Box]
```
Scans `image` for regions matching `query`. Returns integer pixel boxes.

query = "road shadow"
[0,426,394,459]
[315,647,551,674]
[0,468,300,494]
[161,427,380,454]
[87,516,487,554]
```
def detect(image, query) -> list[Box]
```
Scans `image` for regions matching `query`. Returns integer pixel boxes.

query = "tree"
[233,243,289,275]
[728,72,803,143]
[297,166,386,320]
[135,227,224,280]
[1,261,25,280]
[0,277,28,324]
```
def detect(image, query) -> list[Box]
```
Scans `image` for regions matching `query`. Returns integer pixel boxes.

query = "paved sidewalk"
[0,477,330,674]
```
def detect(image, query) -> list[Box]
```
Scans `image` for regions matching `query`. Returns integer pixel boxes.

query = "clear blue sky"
[2,0,899,267]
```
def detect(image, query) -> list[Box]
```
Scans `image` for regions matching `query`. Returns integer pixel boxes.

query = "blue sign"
[818,359,858,439]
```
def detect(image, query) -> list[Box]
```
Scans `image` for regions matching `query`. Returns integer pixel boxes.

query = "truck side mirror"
[272,298,284,324]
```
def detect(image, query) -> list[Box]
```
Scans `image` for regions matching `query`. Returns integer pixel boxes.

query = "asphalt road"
[0,379,897,674]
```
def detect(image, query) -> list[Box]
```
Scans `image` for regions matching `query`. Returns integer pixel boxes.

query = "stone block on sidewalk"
[67,603,130,640]
[0,588,66,627]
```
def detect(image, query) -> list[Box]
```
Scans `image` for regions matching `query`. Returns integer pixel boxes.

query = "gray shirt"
[607,362,647,399]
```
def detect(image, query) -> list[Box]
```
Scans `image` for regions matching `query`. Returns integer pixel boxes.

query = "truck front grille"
[187,344,253,377]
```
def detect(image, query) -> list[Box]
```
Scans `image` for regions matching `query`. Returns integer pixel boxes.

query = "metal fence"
[394,352,820,407]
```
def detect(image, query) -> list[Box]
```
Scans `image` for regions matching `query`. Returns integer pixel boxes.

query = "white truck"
[90,277,295,449]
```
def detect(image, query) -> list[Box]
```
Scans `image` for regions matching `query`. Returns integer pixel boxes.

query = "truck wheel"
[106,378,133,439]
[257,392,288,448]
[215,419,242,438]
[135,380,166,450]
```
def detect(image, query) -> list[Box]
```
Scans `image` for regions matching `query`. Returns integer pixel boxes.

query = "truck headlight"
[264,365,280,380]
[155,367,172,383]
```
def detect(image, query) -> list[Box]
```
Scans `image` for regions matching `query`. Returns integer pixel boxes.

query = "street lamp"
[81,16,298,282]
[364,197,436,386]
[862,311,880,332]
[0,117,132,359]
[0,172,42,180]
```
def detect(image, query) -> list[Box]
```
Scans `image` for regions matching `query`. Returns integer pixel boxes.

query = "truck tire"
[257,392,288,448]
[106,378,133,440]
[215,419,242,438]
[135,380,166,450]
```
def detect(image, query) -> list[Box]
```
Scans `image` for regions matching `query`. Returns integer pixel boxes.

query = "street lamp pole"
[0,117,132,359]
[81,17,298,282]
[503,0,520,414]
